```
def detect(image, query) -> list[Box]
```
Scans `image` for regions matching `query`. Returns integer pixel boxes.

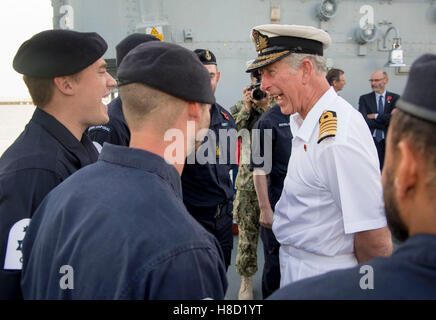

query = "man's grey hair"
[282,53,327,76]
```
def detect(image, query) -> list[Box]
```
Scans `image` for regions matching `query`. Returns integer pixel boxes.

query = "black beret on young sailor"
[117,41,215,104]
[13,29,107,77]
[115,33,160,67]
[194,49,217,65]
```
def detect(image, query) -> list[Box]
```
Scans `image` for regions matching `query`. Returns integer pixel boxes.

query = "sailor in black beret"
[21,40,228,299]
[88,33,160,148]
[193,49,220,92]
[181,48,236,272]
[194,49,217,65]
[116,33,160,68]
[0,29,116,299]
[13,29,107,77]
[118,41,215,104]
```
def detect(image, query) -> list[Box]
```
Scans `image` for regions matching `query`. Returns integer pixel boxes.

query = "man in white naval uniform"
[246,24,393,287]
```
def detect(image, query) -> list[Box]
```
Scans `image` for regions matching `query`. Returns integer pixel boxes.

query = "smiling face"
[73,57,117,127]
[259,59,302,115]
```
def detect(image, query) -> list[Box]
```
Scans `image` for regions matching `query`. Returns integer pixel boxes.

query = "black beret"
[194,49,217,65]
[117,41,215,104]
[396,54,436,123]
[13,29,107,78]
[116,33,160,67]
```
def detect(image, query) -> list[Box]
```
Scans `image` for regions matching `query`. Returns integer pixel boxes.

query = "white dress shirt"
[273,87,387,257]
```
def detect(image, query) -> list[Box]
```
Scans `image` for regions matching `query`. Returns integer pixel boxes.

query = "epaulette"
[318,110,337,144]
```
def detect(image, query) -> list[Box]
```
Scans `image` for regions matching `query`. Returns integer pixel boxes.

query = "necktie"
[375,95,384,142]
[378,95,384,114]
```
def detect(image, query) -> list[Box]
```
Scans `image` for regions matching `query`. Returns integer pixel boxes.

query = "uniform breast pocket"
[283,174,316,203]
[284,159,322,206]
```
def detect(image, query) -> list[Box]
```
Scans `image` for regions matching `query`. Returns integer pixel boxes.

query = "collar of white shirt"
[290,87,337,143]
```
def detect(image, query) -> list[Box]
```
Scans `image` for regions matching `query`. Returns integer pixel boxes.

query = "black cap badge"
[205,50,212,61]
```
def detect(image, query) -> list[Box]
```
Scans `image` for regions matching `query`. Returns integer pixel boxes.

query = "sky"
[0,0,52,101]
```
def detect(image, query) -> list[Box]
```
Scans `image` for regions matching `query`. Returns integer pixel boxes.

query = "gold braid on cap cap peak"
[248,51,290,70]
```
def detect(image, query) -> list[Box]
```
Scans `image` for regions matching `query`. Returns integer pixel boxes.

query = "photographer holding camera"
[231,67,273,300]
[242,72,270,113]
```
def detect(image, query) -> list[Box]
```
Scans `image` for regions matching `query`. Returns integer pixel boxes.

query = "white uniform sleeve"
[317,140,387,234]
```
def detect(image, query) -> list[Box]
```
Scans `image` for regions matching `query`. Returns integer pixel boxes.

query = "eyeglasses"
[369,78,385,83]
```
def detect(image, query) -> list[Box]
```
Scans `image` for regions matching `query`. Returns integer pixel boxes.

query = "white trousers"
[279,244,358,288]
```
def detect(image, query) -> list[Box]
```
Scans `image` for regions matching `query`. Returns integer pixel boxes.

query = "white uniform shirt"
[273,87,387,257]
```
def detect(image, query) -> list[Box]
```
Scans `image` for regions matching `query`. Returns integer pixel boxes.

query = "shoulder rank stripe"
[319,124,337,131]
[318,110,337,144]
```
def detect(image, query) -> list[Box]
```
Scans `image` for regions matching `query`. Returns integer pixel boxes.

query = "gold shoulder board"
[318,110,337,144]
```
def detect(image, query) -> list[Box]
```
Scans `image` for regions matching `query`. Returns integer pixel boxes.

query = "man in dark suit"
[358,70,400,169]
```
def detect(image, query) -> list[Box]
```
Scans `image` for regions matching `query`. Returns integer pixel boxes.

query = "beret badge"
[252,30,268,53]
[205,50,212,61]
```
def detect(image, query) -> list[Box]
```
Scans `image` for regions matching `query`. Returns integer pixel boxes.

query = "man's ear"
[186,101,201,122]
[395,140,418,200]
[216,71,221,84]
[300,59,313,85]
[53,76,75,96]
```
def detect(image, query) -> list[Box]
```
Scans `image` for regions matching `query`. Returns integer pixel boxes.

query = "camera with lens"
[248,82,267,101]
